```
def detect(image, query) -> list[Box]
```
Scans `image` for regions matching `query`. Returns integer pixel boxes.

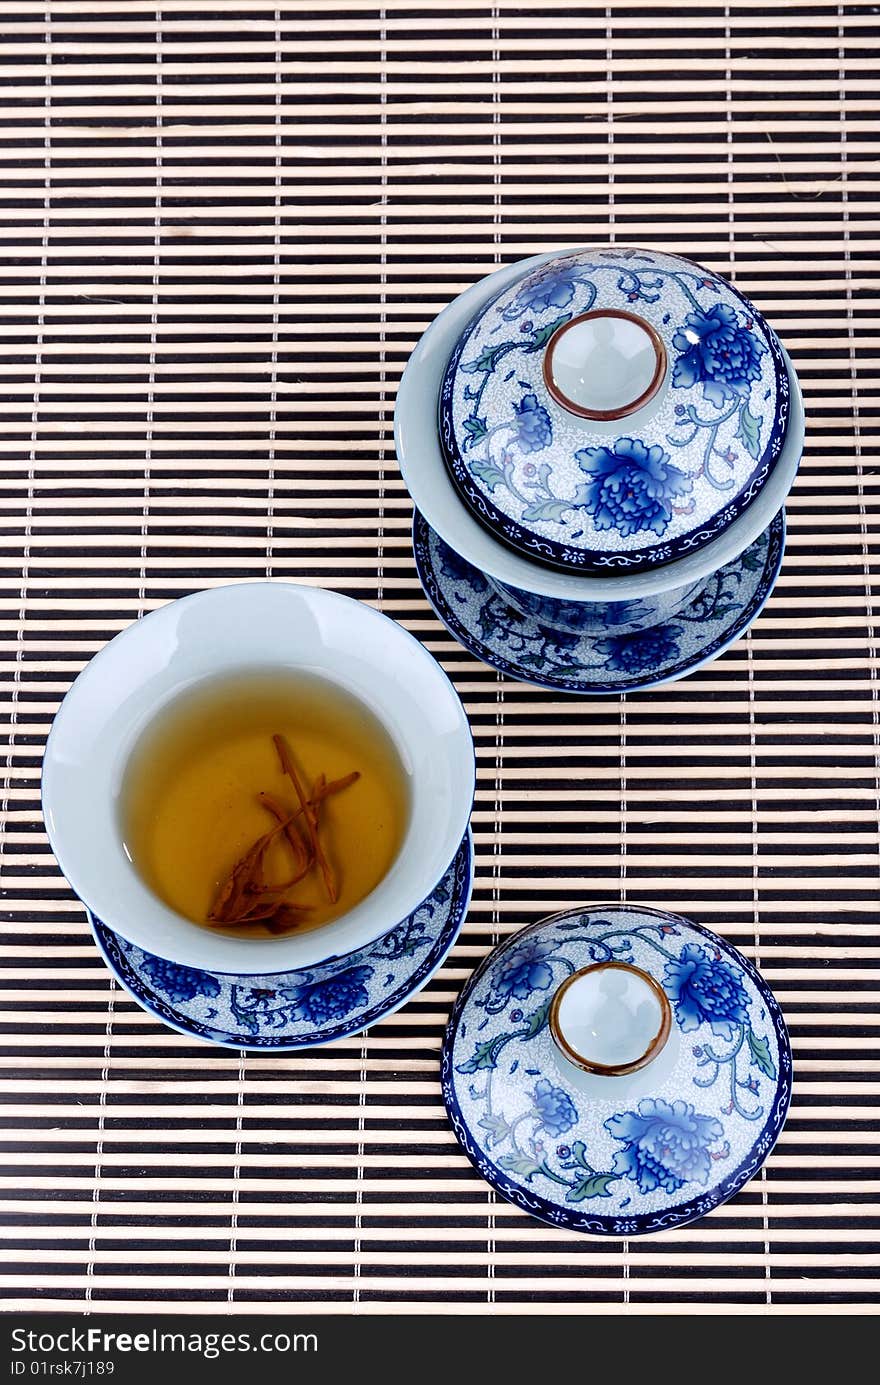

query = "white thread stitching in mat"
[376,7,387,615]
[838,7,878,876]
[87,987,115,1310]
[228,1053,245,1304]
[727,1,771,1313]
[266,7,282,584]
[487,4,503,1313]
[1,22,42,930]
[73,13,112,1306]
[142,9,159,622]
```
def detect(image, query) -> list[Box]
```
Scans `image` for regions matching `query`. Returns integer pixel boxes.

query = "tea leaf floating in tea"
[273,732,339,905]
[121,668,409,940]
[257,791,311,877]
[207,735,361,934]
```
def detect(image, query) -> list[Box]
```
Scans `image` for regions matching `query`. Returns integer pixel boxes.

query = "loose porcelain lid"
[438,247,790,575]
[442,904,792,1236]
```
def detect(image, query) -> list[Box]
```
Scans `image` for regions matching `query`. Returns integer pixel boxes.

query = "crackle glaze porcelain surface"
[413,507,784,694]
[91,831,473,1050]
[439,247,789,575]
[490,570,702,637]
[442,905,792,1236]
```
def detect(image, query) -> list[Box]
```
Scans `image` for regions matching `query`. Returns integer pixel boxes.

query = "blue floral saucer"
[414,508,784,693]
[442,904,792,1236]
[89,831,473,1050]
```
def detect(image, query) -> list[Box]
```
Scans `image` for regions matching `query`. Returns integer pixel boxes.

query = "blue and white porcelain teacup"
[42,582,475,976]
[396,246,805,644]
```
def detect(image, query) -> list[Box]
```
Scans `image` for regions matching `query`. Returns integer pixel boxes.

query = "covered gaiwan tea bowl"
[396,247,805,690]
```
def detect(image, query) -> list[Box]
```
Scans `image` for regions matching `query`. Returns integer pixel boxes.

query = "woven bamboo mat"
[0,0,877,1314]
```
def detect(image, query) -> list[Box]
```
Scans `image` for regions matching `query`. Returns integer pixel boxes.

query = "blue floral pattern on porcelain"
[665,942,751,1040]
[441,905,792,1235]
[672,303,765,407]
[438,247,789,575]
[413,508,785,694]
[139,956,222,1005]
[605,1100,724,1196]
[90,832,473,1050]
[573,437,693,540]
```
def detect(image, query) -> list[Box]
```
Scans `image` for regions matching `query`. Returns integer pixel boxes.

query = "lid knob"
[549,960,671,1076]
[542,309,667,421]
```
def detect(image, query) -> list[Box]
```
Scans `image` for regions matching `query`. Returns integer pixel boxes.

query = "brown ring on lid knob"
[542,309,667,422]
[549,960,672,1077]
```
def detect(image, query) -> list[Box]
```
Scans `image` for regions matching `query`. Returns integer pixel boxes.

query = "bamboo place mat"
[0,0,877,1316]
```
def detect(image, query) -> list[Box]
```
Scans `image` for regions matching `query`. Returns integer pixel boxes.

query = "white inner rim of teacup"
[550,962,671,1075]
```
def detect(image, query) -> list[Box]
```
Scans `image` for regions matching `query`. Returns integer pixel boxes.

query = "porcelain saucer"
[90,830,473,1050]
[413,508,784,694]
[441,904,792,1236]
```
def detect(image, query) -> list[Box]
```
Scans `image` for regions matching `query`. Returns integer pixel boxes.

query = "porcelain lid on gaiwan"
[438,247,790,576]
[441,904,792,1236]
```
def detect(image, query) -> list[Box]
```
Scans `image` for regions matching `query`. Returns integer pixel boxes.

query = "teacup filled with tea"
[122,670,410,940]
[42,583,475,975]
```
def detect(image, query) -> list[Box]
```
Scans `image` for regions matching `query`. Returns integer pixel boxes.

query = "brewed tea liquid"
[121,669,409,936]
